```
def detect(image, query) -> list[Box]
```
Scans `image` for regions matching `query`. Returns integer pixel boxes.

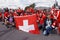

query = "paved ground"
[0,22,60,40]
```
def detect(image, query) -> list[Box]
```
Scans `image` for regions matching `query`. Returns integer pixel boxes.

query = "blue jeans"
[46,26,53,34]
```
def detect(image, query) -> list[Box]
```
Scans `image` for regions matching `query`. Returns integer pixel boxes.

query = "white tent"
[0,0,59,9]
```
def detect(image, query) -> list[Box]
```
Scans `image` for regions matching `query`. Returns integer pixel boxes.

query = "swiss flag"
[14,14,40,34]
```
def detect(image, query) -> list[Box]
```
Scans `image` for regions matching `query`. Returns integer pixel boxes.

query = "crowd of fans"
[0,7,60,36]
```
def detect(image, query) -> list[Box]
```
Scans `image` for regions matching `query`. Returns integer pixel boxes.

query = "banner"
[14,14,40,34]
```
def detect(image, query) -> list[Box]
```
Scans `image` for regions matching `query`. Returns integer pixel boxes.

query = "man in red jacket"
[17,7,23,16]
[52,10,60,34]
[37,11,46,31]
[56,10,60,34]
[13,10,18,16]
[4,11,9,25]
[4,12,9,18]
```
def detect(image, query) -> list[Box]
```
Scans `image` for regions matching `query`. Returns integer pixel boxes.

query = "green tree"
[25,3,35,10]
[30,3,35,8]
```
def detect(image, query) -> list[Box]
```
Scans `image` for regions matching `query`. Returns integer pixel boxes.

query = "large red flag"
[14,14,40,34]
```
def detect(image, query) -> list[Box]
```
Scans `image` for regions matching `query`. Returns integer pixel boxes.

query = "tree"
[30,3,35,8]
[25,3,35,10]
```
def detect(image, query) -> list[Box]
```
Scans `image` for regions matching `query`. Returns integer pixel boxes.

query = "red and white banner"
[14,14,40,34]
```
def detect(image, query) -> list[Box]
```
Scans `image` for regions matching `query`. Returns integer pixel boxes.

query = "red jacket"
[57,11,60,23]
[38,14,46,25]
[29,8,34,13]
[50,14,54,19]
[13,12,18,16]
[4,12,9,17]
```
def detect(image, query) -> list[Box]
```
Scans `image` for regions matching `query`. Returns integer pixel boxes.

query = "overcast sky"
[0,0,60,9]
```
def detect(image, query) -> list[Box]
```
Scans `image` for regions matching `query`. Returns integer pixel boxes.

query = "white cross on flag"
[14,14,40,34]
